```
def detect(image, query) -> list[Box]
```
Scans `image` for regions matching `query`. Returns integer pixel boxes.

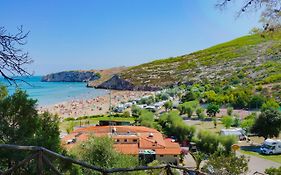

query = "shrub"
[159,111,195,142]
[64,117,75,121]
[122,111,131,118]
[221,116,234,129]
[196,107,204,119]
[131,105,142,117]
[227,107,233,116]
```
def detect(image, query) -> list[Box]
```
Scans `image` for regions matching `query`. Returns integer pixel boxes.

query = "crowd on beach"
[39,90,153,118]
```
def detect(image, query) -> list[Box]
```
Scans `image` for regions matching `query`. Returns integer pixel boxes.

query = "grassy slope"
[121,31,281,88]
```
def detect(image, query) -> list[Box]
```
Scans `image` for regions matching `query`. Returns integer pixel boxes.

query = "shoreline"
[38,90,154,119]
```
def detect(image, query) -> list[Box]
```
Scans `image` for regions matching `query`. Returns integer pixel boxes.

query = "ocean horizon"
[0,76,108,106]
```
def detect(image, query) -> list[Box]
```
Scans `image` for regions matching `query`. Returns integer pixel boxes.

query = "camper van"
[260,139,281,155]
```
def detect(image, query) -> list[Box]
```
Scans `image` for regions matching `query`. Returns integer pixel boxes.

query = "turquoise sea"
[0,76,107,106]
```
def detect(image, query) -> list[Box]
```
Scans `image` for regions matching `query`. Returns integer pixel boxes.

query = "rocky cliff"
[95,75,161,91]
[42,71,99,82]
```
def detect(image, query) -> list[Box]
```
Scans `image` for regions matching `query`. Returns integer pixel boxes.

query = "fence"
[0,144,204,175]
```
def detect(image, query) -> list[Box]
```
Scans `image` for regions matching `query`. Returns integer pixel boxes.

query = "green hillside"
[120,31,281,89]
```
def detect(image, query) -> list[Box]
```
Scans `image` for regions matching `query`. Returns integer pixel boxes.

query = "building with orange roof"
[62,125,181,164]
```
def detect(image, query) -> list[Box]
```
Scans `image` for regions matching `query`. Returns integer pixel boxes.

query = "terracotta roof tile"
[114,144,139,155]
[62,126,181,155]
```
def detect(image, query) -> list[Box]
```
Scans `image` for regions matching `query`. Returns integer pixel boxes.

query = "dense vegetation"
[120,30,281,103]
[0,87,64,174]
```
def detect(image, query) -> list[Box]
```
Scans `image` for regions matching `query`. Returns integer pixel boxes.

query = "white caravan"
[260,139,281,155]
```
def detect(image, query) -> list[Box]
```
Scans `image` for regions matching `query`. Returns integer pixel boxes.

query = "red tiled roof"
[61,126,181,155]
[114,144,139,155]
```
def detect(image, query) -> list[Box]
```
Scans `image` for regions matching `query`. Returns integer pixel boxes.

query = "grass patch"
[239,150,281,164]
[60,116,136,132]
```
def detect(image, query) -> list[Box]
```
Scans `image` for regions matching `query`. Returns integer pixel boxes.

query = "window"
[124,139,128,142]
[133,139,137,142]
[116,139,120,143]
[160,155,163,157]
[174,155,177,157]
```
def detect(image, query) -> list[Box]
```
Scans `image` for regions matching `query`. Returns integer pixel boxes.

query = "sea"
[0,76,108,106]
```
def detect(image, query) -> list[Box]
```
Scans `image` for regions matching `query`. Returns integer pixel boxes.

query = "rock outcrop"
[42,71,99,82]
[95,75,161,91]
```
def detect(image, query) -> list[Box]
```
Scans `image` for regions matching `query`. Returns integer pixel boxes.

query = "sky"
[1,0,261,75]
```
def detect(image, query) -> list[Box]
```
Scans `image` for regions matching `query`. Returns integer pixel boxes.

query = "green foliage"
[66,121,75,134]
[221,116,234,129]
[164,100,173,111]
[0,89,62,174]
[227,107,233,116]
[202,154,249,175]
[249,95,266,109]
[261,98,280,111]
[181,91,199,102]
[123,111,131,118]
[194,130,236,155]
[71,136,139,175]
[0,85,8,100]
[95,72,101,78]
[251,109,281,139]
[138,96,155,105]
[131,105,142,117]
[196,107,205,119]
[206,103,220,117]
[159,111,195,142]
[194,131,220,154]
[138,110,155,128]
[265,166,281,175]
[263,73,281,84]
[229,88,253,109]
[190,152,206,170]
[177,100,199,117]
[232,117,241,127]
[241,113,256,134]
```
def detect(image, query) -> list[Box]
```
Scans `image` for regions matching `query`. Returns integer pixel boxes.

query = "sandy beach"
[39,90,153,119]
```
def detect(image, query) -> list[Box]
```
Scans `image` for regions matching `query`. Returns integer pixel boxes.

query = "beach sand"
[39,90,153,119]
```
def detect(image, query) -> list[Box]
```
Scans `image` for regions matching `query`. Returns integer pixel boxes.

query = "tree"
[241,114,256,134]
[0,26,33,84]
[159,111,195,142]
[202,153,249,175]
[207,103,220,128]
[71,136,139,175]
[206,103,220,118]
[131,105,142,117]
[249,95,266,109]
[217,0,281,29]
[194,131,236,155]
[190,152,205,170]
[221,116,234,129]
[0,89,62,174]
[251,109,281,139]
[261,98,280,111]
[164,100,173,111]
[138,110,155,128]
[186,105,194,118]
[196,107,204,119]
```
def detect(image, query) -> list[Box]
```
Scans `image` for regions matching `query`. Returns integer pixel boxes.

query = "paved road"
[237,151,281,174]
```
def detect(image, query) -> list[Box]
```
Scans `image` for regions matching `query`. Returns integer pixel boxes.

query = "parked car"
[260,139,281,155]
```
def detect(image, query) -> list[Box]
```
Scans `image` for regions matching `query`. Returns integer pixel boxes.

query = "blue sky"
[2,0,261,75]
